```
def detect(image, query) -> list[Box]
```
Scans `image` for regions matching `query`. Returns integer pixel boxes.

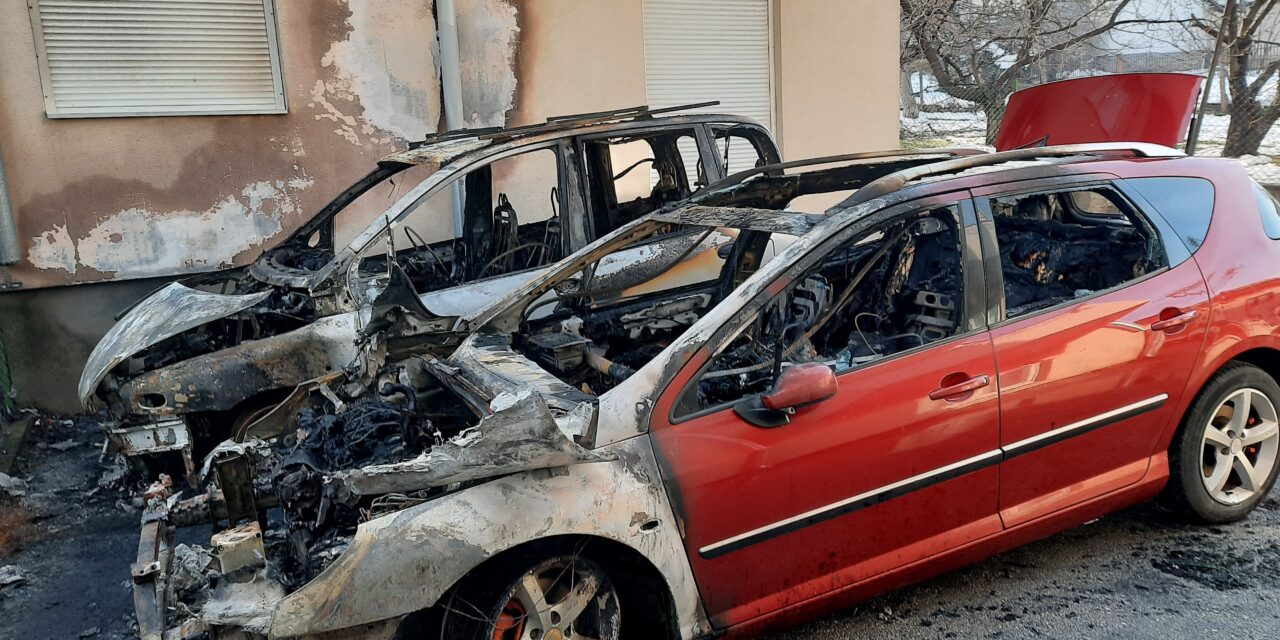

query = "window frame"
[27,0,287,119]
[575,124,715,241]
[669,192,985,422]
[975,177,1176,328]
[1116,176,1215,256]
[344,141,569,306]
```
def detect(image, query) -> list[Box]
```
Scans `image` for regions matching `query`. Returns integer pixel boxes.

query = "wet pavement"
[1,414,1277,640]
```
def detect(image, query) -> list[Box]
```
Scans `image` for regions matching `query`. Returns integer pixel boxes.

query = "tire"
[1163,362,1280,523]
[422,555,622,640]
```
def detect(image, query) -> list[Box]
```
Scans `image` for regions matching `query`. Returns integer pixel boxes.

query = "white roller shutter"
[643,0,773,130]
[27,0,286,118]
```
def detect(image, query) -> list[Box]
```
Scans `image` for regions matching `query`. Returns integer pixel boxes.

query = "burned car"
[79,104,780,481]
[131,110,1280,640]
[119,75,1280,639]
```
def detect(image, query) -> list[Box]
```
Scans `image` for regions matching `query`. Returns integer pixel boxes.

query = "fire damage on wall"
[107,151,1168,638]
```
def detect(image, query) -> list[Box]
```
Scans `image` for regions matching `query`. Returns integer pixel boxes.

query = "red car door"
[650,196,1003,628]
[976,180,1211,526]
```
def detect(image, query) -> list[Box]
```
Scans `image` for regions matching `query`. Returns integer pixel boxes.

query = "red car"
[139,75,1280,640]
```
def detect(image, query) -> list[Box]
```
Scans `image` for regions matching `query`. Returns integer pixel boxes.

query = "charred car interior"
[988,186,1166,317]
[78,106,781,487]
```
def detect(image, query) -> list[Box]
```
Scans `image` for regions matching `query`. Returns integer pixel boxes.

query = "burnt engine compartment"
[262,362,479,588]
[512,285,719,396]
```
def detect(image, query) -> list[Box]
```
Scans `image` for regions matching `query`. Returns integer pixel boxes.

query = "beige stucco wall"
[775,0,901,160]
[0,0,902,411]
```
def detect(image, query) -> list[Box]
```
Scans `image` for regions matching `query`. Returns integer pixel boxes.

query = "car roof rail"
[406,126,505,149]
[706,147,989,192]
[480,101,726,142]
[405,102,731,150]
[843,142,1185,206]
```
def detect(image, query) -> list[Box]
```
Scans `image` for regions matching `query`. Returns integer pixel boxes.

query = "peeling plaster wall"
[0,0,441,290]
[0,0,903,414]
[507,0,649,126]
[314,1,441,143]
[457,0,521,128]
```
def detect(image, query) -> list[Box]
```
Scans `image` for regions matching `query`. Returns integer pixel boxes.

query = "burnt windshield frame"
[669,193,984,421]
[285,163,411,252]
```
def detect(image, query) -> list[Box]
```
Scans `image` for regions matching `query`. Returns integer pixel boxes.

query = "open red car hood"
[994,73,1204,151]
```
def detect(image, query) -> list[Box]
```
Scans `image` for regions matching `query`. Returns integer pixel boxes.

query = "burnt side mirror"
[733,363,838,428]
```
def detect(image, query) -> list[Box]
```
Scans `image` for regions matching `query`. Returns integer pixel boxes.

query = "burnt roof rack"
[479,101,724,142]
[406,102,726,149]
[844,142,1184,206]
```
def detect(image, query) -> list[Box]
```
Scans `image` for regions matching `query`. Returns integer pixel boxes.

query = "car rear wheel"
[434,555,622,640]
[1164,362,1280,522]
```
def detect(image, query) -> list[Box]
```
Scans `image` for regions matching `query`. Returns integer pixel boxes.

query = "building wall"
[1,0,443,290]
[0,0,899,411]
[776,0,901,159]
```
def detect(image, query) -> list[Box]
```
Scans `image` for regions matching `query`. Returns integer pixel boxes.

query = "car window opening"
[692,207,964,412]
[990,186,1167,319]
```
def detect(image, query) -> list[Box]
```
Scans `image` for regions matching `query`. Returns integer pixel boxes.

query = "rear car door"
[976,177,1210,526]
[651,193,1003,627]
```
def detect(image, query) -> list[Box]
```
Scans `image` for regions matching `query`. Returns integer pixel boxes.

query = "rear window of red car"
[1124,177,1214,252]
[1251,181,1280,240]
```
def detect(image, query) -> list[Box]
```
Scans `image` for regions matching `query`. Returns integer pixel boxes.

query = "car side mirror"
[733,363,838,428]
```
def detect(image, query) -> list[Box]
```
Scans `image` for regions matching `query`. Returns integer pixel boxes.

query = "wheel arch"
[268,441,712,639]
[401,534,682,640]
[1161,344,1280,447]
[1228,347,1280,385]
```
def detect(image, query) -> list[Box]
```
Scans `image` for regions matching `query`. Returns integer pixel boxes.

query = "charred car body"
[79,105,780,480]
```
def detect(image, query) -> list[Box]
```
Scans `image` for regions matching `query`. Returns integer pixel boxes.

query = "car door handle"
[1150,309,1198,333]
[929,374,991,401]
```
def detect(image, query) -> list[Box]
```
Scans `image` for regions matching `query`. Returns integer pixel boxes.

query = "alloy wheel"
[490,556,620,640]
[1200,387,1280,505]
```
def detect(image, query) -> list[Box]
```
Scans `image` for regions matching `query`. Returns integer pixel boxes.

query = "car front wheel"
[435,555,622,640]
[1164,362,1280,522]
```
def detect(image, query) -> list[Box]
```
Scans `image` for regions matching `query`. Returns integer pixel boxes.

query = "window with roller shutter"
[26,0,286,119]
[642,0,774,177]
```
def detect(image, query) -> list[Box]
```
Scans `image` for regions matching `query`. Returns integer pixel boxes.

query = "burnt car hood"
[79,283,272,407]
[994,73,1203,151]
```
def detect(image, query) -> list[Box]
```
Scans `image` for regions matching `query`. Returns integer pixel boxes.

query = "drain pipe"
[0,144,19,266]
[437,0,466,236]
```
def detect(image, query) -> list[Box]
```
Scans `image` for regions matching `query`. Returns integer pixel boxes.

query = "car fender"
[1156,324,1280,453]
[268,436,712,639]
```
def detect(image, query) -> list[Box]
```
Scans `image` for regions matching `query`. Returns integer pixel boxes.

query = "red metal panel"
[989,249,1210,526]
[650,333,1001,628]
[993,73,1203,151]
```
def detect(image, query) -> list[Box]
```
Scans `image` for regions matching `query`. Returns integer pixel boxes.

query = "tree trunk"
[982,100,1006,146]
[901,69,920,119]
[1222,103,1280,156]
